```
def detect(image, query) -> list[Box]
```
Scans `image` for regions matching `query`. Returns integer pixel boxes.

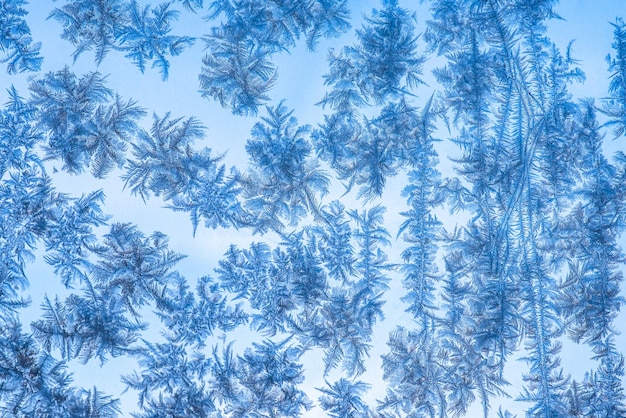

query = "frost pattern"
[1,1,625,417]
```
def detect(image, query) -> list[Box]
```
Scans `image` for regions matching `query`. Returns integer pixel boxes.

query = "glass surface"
[1,1,625,416]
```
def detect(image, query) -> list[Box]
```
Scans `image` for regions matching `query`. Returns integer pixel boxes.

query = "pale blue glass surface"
[1,1,625,416]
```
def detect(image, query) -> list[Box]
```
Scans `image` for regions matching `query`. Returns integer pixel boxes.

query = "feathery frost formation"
[1,0,626,416]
